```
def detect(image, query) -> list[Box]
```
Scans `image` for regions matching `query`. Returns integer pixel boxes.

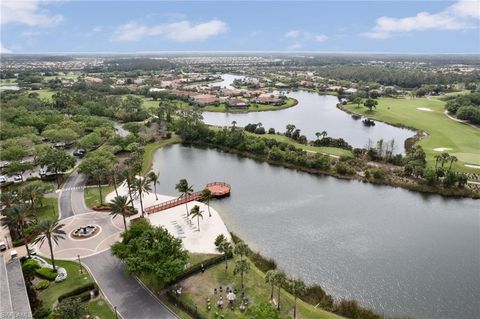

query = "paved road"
[83,251,177,319]
[57,172,178,319]
[59,172,88,219]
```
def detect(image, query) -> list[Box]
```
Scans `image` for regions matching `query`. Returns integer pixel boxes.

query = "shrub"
[336,162,355,175]
[334,299,381,319]
[22,259,40,275]
[371,168,387,180]
[248,251,277,273]
[35,267,57,281]
[58,282,97,302]
[33,307,51,319]
[35,280,50,290]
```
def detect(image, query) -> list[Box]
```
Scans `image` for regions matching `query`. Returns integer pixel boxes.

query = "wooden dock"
[145,182,231,215]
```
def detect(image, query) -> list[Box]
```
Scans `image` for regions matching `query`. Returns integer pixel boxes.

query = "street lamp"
[77,254,83,274]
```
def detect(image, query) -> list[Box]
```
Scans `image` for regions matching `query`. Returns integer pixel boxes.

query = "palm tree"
[199,189,213,217]
[234,241,249,260]
[131,175,151,217]
[440,152,451,168]
[434,154,442,169]
[315,132,321,140]
[111,166,121,197]
[448,155,458,171]
[265,270,278,301]
[147,171,160,201]
[190,205,204,231]
[215,238,232,270]
[233,259,250,290]
[285,124,296,137]
[34,219,66,270]
[0,192,19,210]
[0,204,34,239]
[175,179,193,217]
[121,170,135,210]
[274,271,286,310]
[20,183,44,210]
[109,195,132,231]
[290,279,306,318]
[320,130,328,139]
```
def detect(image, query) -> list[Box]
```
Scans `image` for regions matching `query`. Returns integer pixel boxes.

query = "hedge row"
[169,254,230,284]
[58,282,97,302]
[166,291,207,319]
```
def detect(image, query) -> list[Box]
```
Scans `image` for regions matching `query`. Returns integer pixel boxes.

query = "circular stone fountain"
[71,225,99,239]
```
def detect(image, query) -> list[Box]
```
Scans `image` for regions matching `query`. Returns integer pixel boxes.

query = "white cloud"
[0,42,12,53]
[364,0,480,39]
[112,19,228,42]
[1,0,63,27]
[313,34,328,42]
[285,30,301,38]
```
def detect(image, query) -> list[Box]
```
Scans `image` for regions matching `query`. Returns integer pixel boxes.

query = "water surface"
[152,145,480,319]
[202,75,414,151]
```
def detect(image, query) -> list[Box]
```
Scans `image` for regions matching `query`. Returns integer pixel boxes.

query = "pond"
[202,74,415,152]
[152,144,480,319]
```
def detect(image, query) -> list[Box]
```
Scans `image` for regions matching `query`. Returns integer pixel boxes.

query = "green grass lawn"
[37,198,59,222]
[345,97,480,173]
[38,259,94,308]
[143,97,298,113]
[177,258,344,319]
[35,89,55,101]
[84,186,115,207]
[37,259,116,318]
[246,132,353,158]
[188,253,219,266]
[142,136,182,174]
[86,299,117,319]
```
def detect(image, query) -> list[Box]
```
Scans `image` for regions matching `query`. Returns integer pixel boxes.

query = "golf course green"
[345,97,480,174]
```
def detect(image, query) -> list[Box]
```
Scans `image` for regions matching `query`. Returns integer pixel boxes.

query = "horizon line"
[2,50,480,56]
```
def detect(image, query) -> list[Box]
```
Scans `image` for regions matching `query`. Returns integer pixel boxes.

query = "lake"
[152,144,480,319]
[202,74,415,152]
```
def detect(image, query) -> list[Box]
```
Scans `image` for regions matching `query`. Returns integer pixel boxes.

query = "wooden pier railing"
[145,182,230,215]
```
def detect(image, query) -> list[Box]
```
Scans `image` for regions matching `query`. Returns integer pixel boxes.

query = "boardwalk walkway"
[145,182,230,214]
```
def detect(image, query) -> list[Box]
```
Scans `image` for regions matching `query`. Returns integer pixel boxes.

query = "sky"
[1,0,479,54]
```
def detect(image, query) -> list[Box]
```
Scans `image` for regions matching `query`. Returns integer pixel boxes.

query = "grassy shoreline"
[189,141,480,199]
[339,97,480,174]
[142,135,182,174]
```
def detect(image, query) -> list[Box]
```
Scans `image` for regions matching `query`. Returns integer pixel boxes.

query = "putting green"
[345,97,480,173]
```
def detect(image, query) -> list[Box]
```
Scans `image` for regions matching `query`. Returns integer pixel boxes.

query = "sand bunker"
[465,164,480,169]
[433,147,452,152]
[417,107,433,112]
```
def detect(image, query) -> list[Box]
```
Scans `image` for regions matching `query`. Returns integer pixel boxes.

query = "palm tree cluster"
[212,234,308,318]
[0,182,50,256]
[265,269,306,318]
[434,152,458,171]
[1,182,66,268]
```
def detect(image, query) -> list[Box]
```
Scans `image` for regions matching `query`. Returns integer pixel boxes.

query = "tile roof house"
[228,98,249,108]
[254,93,283,105]
[191,94,218,106]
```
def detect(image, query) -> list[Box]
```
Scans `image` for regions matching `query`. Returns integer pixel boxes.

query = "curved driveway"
[59,172,89,219]
[54,172,178,319]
